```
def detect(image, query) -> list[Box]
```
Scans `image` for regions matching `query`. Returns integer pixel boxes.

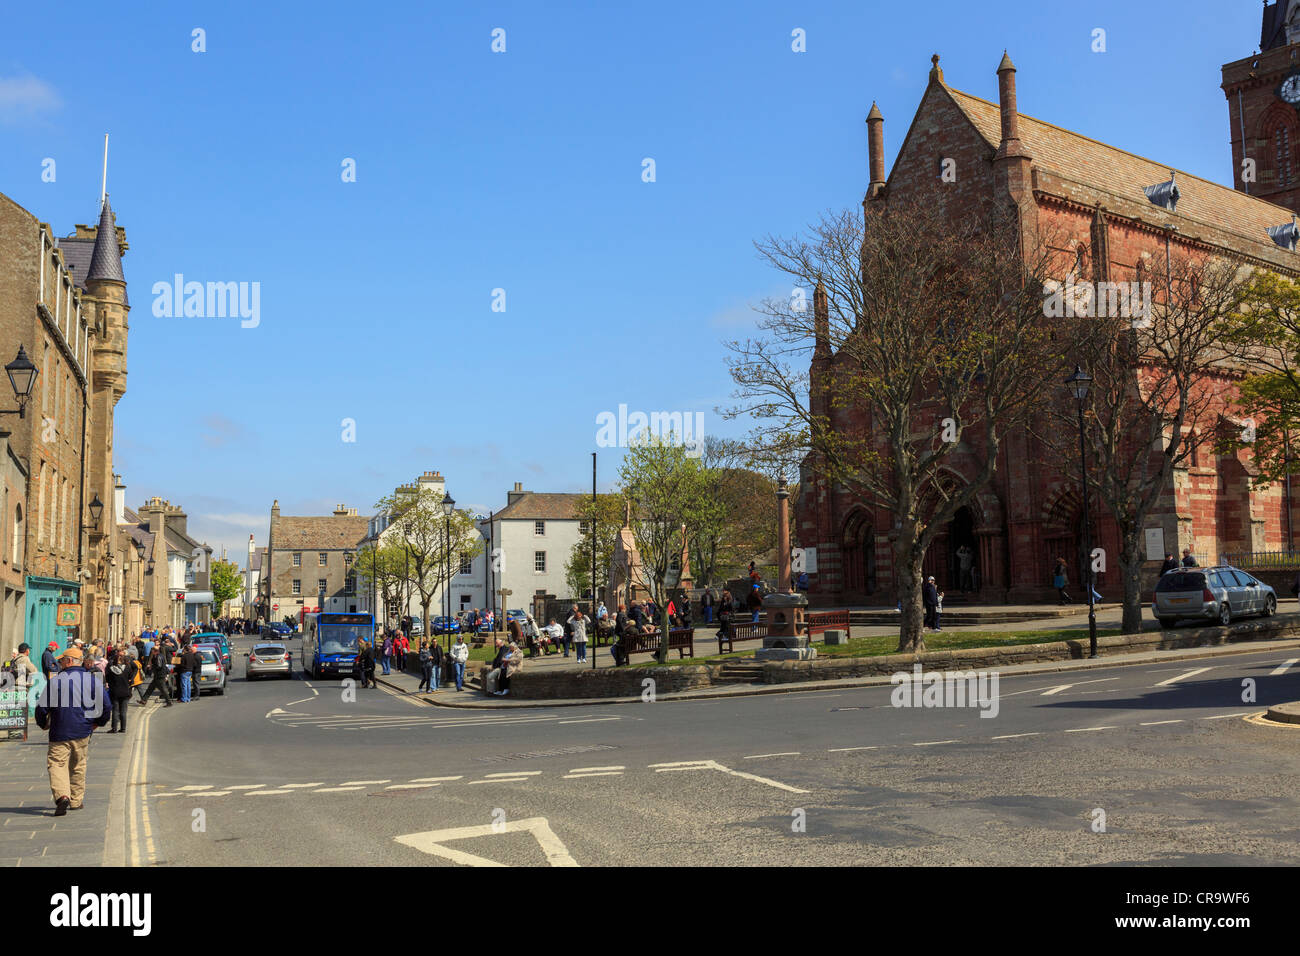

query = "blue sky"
[0,0,1254,563]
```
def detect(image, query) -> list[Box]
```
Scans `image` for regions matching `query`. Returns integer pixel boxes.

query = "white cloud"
[0,73,62,123]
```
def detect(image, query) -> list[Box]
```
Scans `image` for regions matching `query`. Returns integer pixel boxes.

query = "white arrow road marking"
[1154,667,1212,687]
[394,817,578,867]
[1270,658,1299,676]
[265,707,291,718]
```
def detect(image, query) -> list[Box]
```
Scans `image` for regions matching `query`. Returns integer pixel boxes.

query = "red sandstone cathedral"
[797,3,1300,605]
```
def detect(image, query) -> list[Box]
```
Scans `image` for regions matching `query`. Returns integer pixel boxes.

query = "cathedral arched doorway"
[948,505,978,593]
[841,510,876,597]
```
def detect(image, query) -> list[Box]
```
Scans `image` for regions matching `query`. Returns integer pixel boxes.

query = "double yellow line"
[126,705,156,866]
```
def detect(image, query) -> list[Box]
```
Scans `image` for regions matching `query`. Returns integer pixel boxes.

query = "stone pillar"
[777,476,791,592]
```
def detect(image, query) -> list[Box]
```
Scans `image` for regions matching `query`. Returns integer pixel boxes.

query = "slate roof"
[945,87,1300,269]
[272,515,370,551]
[1262,1,1290,51]
[86,196,125,283]
[493,492,585,521]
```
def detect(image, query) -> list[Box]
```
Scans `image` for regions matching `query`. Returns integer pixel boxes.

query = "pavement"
[0,706,136,866]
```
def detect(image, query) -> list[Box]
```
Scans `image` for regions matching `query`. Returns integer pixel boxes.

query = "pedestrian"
[450,634,469,691]
[957,545,975,592]
[395,631,409,672]
[188,642,203,701]
[5,643,36,692]
[137,644,174,707]
[428,639,443,692]
[34,646,110,815]
[485,637,507,695]
[40,641,61,680]
[177,642,196,703]
[1160,552,1178,575]
[922,575,940,630]
[747,584,763,624]
[567,605,589,663]
[702,586,715,624]
[1182,548,1199,568]
[381,632,393,675]
[1053,558,1072,604]
[358,640,376,689]
[496,641,521,696]
[105,651,138,734]
[417,641,432,692]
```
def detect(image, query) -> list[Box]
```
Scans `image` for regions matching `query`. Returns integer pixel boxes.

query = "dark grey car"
[1152,565,1277,628]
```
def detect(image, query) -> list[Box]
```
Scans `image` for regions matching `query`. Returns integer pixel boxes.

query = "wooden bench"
[806,610,850,637]
[621,627,695,660]
[714,620,766,654]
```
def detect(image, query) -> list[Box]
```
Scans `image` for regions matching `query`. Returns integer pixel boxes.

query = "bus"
[300,612,374,680]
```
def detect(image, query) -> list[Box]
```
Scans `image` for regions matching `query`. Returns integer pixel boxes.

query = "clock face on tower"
[1280,71,1300,105]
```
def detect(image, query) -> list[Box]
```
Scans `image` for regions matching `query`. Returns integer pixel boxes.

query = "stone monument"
[756,476,817,662]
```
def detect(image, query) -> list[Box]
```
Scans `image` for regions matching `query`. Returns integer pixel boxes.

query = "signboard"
[792,548,818,574]
[1144,528,1165,562]
[0,687,28,742]
[56,604,81,627]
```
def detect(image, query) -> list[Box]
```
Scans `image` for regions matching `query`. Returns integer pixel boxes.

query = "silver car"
[1153,565,1277,628]
[194,646,227,695]
[247,642,292,680]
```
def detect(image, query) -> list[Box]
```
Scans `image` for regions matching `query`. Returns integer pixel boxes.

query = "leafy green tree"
[1220,269,1300,487]
[619,434,709,662]
[210,558,243,616]
[564,494,624,600]
[376,488,483,646]
[354,540,407,626]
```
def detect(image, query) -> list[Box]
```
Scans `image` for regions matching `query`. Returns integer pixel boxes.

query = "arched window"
[1277,125,1293,187]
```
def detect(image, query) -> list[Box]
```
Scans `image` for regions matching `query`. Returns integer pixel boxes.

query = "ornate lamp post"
[1065,366,1098,659]
[2,346,38,418]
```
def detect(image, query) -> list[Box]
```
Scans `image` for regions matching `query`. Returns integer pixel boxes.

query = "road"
[126,634,1300,866]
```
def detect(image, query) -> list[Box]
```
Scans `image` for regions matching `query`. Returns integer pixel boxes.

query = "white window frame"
[534,520,545,536]
[534,550,546,573]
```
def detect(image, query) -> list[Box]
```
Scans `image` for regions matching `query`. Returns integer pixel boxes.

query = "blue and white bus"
[301,612,374,680]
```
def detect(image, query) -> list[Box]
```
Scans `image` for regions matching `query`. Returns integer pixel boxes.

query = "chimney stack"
[813,277,830,356]
[995,51,1028,158]
[866,102,885,199]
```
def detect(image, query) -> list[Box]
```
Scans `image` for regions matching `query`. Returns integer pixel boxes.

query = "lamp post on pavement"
[1065,366,1098,659]
[442,493,455,653]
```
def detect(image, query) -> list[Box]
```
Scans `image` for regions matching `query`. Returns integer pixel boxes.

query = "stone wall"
[483,663,716,700]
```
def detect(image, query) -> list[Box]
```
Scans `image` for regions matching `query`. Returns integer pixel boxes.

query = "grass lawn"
[633,625,1123,667]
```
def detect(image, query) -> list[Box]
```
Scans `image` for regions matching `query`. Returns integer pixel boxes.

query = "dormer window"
[1268,216,1300,251]
[1143,171,1179,212]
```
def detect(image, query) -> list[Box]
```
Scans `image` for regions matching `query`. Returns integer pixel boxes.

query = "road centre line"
[743,752,801,759]
[285,697,317,706]
[1139,719,1184,726]
[564,772,623,778]
[1064,726,1117,733]
[827,746,878,752]
[1270,658,1299,676]
[485,771,543,777]
[569,766,624,773]
[313,786,365,793]
[557,717,622,724]
[913,740,959,746]
[248,789,295,796]
[991,733,1040,739]
[342,779,391,785]
[410,776,464,783]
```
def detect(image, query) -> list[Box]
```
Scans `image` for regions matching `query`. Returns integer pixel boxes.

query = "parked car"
[246,642,292,680]
[432,616,461,635]
[1153,565,1277,628]
[194,632,232,672]
[409,616,424,636]
[192,645,227,695]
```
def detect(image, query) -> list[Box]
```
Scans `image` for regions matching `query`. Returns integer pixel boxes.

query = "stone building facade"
[798,20,1300,606]
[267,500,369,623]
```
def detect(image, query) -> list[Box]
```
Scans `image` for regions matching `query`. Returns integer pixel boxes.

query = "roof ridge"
[947,87,1300,219]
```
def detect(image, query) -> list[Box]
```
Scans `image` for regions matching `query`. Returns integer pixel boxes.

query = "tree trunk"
[421,598,433,648]
[895,551,927,654]
[1119,538,1145,635]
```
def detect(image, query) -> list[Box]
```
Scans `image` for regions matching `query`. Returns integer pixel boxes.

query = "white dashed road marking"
[1139,719,1184,726]
[1270,658,1299,676]
[744,752,800,759]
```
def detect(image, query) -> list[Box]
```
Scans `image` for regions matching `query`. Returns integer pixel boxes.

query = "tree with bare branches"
[726,201,1067,652]
[1038,251,1253,634]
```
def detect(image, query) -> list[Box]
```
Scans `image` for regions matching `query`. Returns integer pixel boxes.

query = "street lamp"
[442,493,455,651]
[2,346,38,418]
[1065,365,1098,659]
[88,493,104,530]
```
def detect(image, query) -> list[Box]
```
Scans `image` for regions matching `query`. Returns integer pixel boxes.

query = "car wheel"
[1157,617,1175,629]
[1264,594,1277,618]
[1219,603,1232,626]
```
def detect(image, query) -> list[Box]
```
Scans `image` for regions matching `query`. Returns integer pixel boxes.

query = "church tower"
[81,195,129,639]
[1222,0,1300,213]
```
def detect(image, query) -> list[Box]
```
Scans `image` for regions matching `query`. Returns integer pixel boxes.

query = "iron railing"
[1219,550,1300,569]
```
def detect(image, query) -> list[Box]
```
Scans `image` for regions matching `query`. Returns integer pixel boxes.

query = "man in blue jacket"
[34,646,110,816]
[40,641,61,680]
